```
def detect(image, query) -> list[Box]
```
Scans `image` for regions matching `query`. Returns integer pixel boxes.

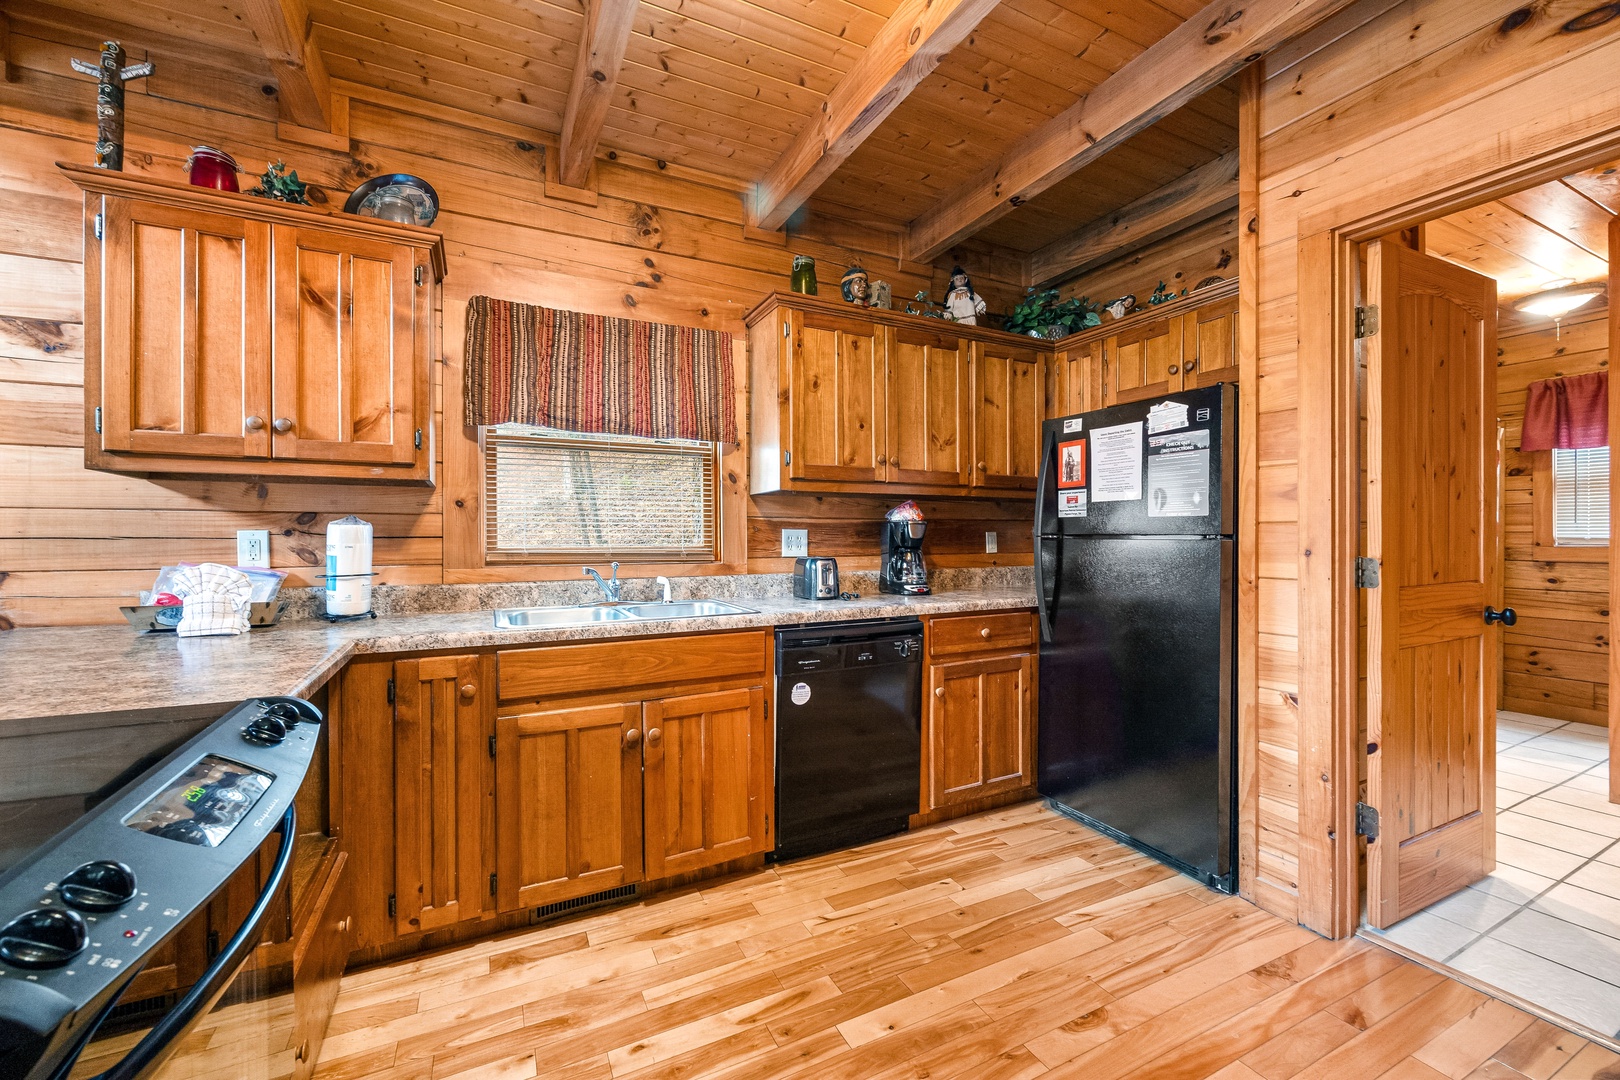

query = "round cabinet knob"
[59,860,138,912]
[272,417,294,433]
[295,1040,309,1062]
[934,686,945,698]
[979,627,992,639]
[1168,364,1179,375]
[243,715,288,746]
[877,455,887,465]
[338,917,352,934]
[977,461,986,471]
[891,458,900,468]
[624,728,643,749]
[646,727,663,748]
[1185,359,1197,372]
[244,415,265,431]
[459,683,476,701]
[0,908,88,969]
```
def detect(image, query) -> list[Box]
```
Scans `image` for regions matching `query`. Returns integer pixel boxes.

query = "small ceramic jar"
[185,146,240,192]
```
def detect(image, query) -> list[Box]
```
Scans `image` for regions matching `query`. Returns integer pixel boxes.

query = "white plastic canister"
[325,515,374,616]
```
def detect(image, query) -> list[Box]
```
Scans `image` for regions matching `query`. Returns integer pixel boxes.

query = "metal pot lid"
[343,173,439,226]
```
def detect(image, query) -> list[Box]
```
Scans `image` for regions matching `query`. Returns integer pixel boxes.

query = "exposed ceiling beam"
[559,0,638,188]
[238,0,332,130]
[0,13,13,83]
[1029,150,1239,287]
[747,0,1002,232]
[906,0,1354,263]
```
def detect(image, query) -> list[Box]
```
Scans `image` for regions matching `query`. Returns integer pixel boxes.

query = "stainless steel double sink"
[493,599,758,629]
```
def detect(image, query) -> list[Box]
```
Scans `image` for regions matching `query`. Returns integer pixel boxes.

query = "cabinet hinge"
[783,321,790,339]
[94,406,102,434]
[1355,305,1380,339]
[413,265,424,287]
[783,450,791,466]
[489,872,498,897]
[93,212,104,242]
[387,894,396,918]
[1355,802,1380,841]
[386,678,395,705]
[488,734,497,758]
[1355,557,1380,589]
[414,428,423,450]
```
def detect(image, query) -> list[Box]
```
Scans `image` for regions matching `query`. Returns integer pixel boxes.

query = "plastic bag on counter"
[885,500,925,522]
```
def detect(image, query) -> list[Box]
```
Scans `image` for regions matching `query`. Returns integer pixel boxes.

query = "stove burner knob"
[243,715,288,746]
[59,861,137,912]
[263,701,302,727]
[0,908,88,969]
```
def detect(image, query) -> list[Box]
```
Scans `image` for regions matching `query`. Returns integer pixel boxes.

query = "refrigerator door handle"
[1036,536,1059,643]
[1034,427,1059,644]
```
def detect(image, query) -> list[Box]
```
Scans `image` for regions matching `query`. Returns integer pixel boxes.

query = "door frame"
[1290,132,1620,939]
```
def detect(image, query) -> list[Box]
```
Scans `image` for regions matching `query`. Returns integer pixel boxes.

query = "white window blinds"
[1552,446,1610,546]
[484,426,719,561]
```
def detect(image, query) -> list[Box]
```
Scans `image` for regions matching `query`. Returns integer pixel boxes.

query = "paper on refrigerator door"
[1090,422,1144,502]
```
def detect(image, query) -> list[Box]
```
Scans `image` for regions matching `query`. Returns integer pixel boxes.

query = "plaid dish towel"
[172,563,253,637]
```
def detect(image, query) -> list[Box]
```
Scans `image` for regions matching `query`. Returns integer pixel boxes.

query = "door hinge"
[413,265,424,287]
[414,428,423,450]
[489,872,498,897]
[488,734,497,758]
[1355,305,1380,339]
[387,678,396,705]
[1356,802,1379,840]
[93,212,104,242]
[1355,557,1380,589]
[387,894,396,919]
[784,450,791,466]
[94,406,102,434]
[783,321,790,339]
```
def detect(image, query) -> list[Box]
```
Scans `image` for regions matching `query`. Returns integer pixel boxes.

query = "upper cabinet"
[748,293,1046,497]
[64,164,445,484]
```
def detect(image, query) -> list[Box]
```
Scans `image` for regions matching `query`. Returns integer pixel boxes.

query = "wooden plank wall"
[1252,0,1620,931]
[1498,307,1610,726]
[0,16,1030,628]
[1057,210,1239,309]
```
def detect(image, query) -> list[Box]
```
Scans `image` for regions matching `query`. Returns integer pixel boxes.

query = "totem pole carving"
[69,42,154,171]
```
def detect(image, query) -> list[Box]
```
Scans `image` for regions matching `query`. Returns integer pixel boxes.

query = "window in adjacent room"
[483,425,720,562]
[1551,446,1610,545]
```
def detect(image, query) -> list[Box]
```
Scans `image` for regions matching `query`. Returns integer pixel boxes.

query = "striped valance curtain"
[463,296,738,444]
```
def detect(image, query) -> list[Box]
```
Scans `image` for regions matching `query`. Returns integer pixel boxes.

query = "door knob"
[459,683,476,700]
[272,417,294,433]
[646,727,663,747]
[1483,606,1517,626]
[244,415,265,431]
[624,728,642,749]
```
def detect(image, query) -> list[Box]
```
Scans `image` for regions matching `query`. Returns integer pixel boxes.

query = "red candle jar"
[186,146,240,192]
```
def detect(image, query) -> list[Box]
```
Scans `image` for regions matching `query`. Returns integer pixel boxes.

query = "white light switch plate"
[985,531,998,554]
[237,530,271,568]
[781,529,809,558]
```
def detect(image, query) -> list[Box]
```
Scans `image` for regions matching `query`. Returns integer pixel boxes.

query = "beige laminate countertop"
[0,586,1036,732]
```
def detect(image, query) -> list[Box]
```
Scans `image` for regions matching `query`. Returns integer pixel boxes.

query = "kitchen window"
[1551,446,1610,546]
[483,426,721,562]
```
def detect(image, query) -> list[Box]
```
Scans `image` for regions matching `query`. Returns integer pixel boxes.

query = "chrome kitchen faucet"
[584,562,622,603]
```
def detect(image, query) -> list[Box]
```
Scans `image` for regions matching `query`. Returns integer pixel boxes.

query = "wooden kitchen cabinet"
[971,340,1043,491]
[393,655,495,935]
[494,702,644,910]
[65,163,442,483]
[1181,294,1239,390]
[1109,314,1183,405]
[885,325,970,487]
[922,612,1037,815]
[787,307,886,484]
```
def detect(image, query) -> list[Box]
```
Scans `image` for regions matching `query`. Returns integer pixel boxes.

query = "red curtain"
[1521,371,1608,451]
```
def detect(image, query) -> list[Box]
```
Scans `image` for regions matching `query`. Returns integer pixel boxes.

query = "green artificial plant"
[249,160,312,205]
[1003,288,1102,339]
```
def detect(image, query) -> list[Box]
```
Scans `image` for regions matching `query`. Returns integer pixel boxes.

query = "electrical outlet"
[237,530,271,568]
[781,529,809,558]
[985,531,998,554]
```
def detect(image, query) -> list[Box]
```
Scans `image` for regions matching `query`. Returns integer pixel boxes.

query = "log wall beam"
[559,0,639,189]
[237,0,332,131]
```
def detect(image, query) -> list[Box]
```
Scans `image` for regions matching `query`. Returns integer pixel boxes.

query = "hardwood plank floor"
[313,803,1620,1080]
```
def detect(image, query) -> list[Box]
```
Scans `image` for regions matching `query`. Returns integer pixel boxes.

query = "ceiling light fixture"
[1512,281,1607,338]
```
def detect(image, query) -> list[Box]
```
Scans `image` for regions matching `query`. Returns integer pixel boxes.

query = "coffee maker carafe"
[879,520,930,595]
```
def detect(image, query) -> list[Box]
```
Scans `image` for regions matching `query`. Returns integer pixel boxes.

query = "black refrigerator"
[1035,382,1236,892]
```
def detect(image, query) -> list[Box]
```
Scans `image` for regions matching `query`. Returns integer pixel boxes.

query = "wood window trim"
[1531,449,1609,562]
[442,333,749,582]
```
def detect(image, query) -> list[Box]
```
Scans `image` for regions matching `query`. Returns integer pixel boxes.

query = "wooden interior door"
[971,342,1043,490]
[271,226,420,466]
[1365,239,1499,929]
[926,652,1032,808]
[1610,216,1620,803]
[885,325,969,486]
[1183,295,1239,389]
[495,702,643,911]
[1107,315,1183,404]
[393,655,494,934]
[99,197,271,458]
[642,687,769,878]
[788,308,886,483]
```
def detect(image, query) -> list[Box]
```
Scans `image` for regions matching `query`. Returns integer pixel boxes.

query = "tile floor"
[1368,710,1620,1035]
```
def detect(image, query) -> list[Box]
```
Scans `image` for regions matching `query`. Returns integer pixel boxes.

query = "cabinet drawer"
[499,630,769,701]
[292,850,354,1080]
[928,612,1034,657]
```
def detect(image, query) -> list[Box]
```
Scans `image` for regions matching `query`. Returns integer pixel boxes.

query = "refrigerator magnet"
[1057,439,1087,488]
[1059,490,1088,518]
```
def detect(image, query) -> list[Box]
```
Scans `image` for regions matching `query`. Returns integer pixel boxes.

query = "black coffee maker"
[879,520,930,595]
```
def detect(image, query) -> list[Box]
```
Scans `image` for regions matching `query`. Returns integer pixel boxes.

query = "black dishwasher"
[773,618,923,861]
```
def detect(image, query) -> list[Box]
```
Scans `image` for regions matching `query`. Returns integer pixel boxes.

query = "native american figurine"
[943,266,987,325]
[840,266,871,307]
[69,42,153,171]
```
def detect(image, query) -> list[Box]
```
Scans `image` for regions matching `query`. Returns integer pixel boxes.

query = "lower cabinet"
[923,613,1037,813]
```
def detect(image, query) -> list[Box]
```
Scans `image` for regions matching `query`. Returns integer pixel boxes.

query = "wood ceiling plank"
[316,0,580,78]
[1499,179,1614,262]
[1029,148,1238,285]
[635,0,865,74]
[1424,218,1564,302]
[238,0,334,129]
[629,8,843,97]
[1441,202,1607,287]
[906,0,1355,262]
[10,0,264,61]
[559,0,638,186]
[1563,161,1620,215]
[746,0,1000,230]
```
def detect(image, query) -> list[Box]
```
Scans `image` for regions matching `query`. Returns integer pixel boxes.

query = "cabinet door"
[99,197,272,458]
[495,703,644,911]
[926,653,1032,809]
[1182,295,1239,389]
[1107,316,1183,405]
[394,655,494,935]
[271,226,421,466]
[886,326,968,486]
[788,309,886,483]
[971,342,1043,491]
[1047,339,1103,420]
[643,687,769,878]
